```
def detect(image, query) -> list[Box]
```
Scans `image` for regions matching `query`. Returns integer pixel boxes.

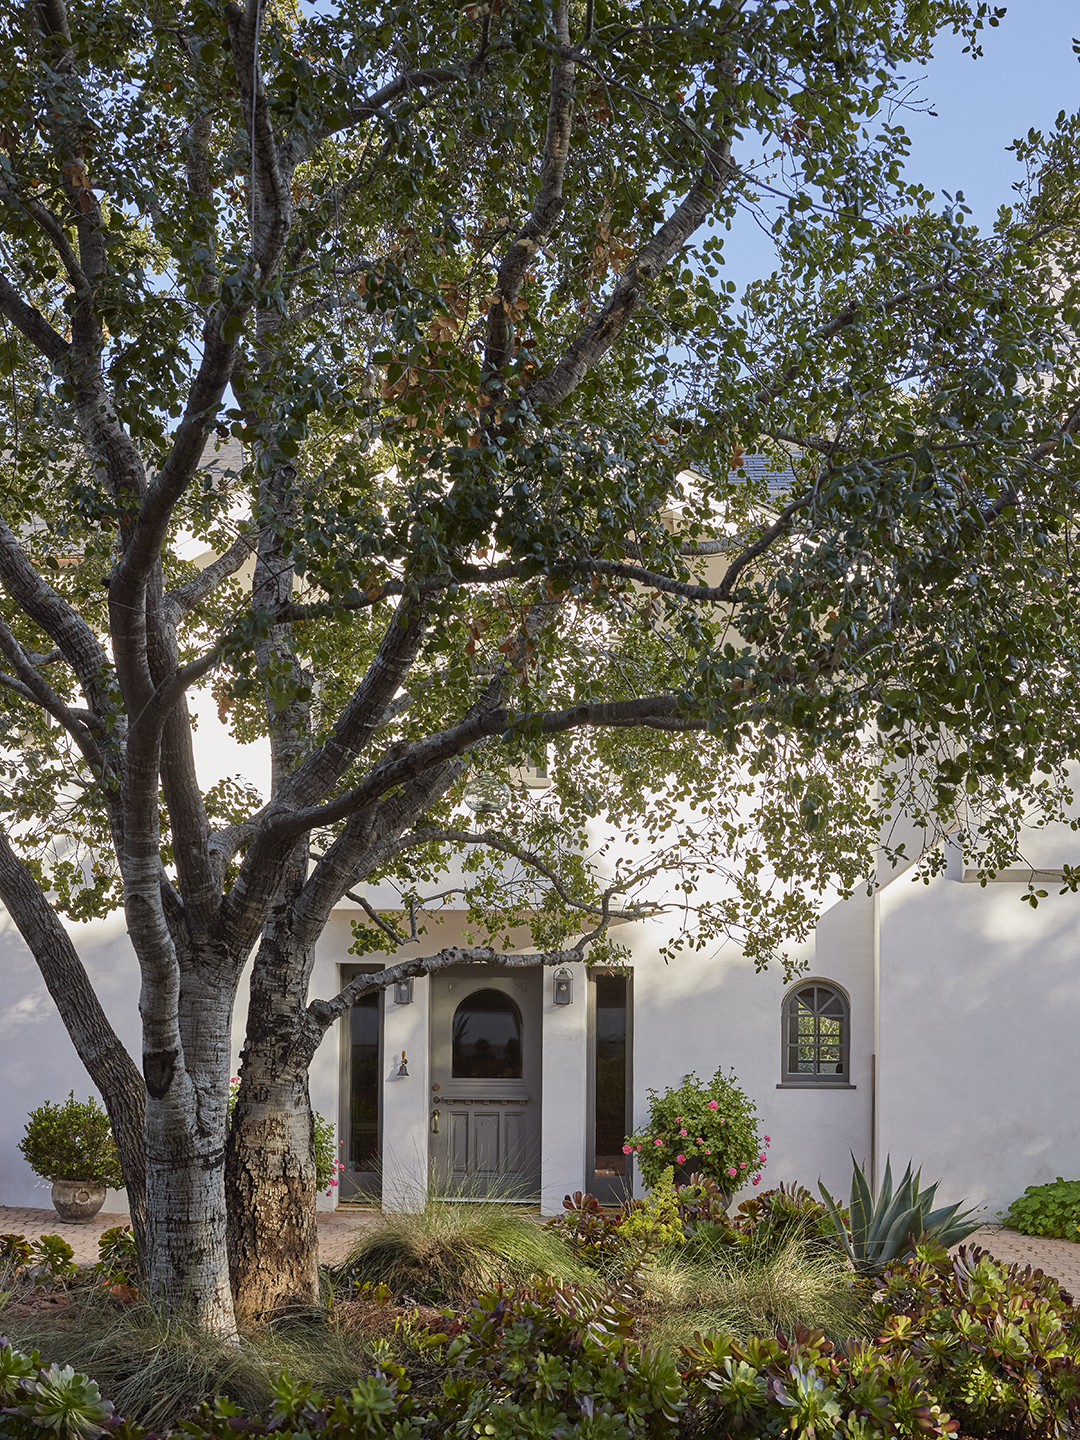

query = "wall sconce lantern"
[394,978,413,1005]
[553,967,573,1005]
[397,1050,409,1076]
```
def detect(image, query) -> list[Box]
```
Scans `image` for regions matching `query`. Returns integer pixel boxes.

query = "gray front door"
[429,966,541,1199]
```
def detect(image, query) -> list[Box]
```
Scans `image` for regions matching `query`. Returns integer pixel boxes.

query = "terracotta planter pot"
[50,1178,107,1222]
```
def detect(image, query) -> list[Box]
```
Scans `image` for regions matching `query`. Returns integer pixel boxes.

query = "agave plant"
[819,1156,979,1276]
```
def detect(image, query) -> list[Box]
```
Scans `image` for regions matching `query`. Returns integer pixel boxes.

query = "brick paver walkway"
[3,1208,1078,1292]
[960,1224,1080,1296]
[0,1205,378,1267]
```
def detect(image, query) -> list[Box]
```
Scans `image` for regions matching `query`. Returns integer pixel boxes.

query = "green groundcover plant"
[1003,1178,1080,1240]
[625,1069,768,1191]
[18,1094,123,1190]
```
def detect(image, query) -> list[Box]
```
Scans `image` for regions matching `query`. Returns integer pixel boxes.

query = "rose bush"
[624,1068,768,1191]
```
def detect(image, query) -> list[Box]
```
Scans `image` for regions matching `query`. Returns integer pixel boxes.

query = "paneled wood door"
[429,966,542,1199]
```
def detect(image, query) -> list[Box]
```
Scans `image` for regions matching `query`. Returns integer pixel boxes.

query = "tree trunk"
[142,971,238,1335]
[225,918,322,1321]
[225,1057,319,1322]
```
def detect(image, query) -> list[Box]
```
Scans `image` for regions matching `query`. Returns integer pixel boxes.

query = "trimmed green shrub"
[18,1094,123,1189]
[625,1068,767,1191]
[1003,1177,1080,1239]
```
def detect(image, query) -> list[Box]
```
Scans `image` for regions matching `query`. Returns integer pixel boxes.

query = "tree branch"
[525,138,735,410]
[0,820,146,1261]
[485,3,575,378]
[308,941,598,1032]
[0,273,70,363]
[0,616,104,760]
[165,528,258,622]
[269,692,703,840]
[382,827,655,921]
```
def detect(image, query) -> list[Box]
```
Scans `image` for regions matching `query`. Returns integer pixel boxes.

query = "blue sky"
[722,2,1079,292]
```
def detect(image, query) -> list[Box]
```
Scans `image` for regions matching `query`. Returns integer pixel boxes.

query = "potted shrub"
[624,1067,769,1200]
[19,1092,124,1222]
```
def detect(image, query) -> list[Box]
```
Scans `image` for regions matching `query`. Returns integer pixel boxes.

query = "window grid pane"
[783,984,847,1081]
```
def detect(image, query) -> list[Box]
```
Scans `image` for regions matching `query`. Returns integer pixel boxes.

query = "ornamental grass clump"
[336,1198,589,1304]
[638,1233,866,1352]
[625,1068,768,1191]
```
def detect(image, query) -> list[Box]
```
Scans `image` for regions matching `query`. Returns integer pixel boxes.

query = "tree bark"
[225,1047,320,1321]
[225,924,322,1320]
[143,966,238,1334]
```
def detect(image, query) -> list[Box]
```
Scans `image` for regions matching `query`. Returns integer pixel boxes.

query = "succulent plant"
[819,1155,979,1275]
[18,1364,114,1439]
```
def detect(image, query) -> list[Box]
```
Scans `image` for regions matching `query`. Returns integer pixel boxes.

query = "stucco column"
[540,960,588,1215]
[381,975,431,1211]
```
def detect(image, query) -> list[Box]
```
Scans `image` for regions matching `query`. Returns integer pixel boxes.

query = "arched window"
[782,982,849,1083]
[452,989,523,1079]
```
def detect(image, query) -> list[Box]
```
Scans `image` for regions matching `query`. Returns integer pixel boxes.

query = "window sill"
[776,1082,857,1090]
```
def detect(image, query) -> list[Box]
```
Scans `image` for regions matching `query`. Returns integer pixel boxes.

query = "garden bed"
[2,1181,1079,1440]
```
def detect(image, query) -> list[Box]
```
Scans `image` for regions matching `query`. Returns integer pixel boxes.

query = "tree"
[2,0,1079,1334]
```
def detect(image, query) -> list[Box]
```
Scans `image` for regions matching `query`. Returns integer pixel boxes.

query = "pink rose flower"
[764,1136,771,1144]
[739,1161,747,1168]
[675,1116,682,1123]
[654,1138,663,1146]
[696,1137,705,1144]
[703,1148,711,1155]
[622,1144,633,1155]
[676,1154,686,1164]
[727,1167,737,1177]
[679,1128,688,1137]
[753,1175,761,1186]
[707,1100,718,1110]
[759,1154,767,1163]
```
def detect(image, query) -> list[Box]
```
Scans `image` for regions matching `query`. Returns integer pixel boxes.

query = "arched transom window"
[782,982,849,1083]
[452,989,523,1079]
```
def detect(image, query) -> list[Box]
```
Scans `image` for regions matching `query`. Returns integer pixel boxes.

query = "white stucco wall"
[0,909,138,1210]
[622,889,874,1205]
[540,959,588,1214]
[877,866,1080,1220]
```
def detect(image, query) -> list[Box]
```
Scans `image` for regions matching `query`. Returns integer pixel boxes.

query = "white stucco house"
[2,806,1078,1224]
[2,451,1077,1227]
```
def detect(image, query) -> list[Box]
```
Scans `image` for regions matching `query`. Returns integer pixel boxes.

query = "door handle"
[431,1108,440,1134]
